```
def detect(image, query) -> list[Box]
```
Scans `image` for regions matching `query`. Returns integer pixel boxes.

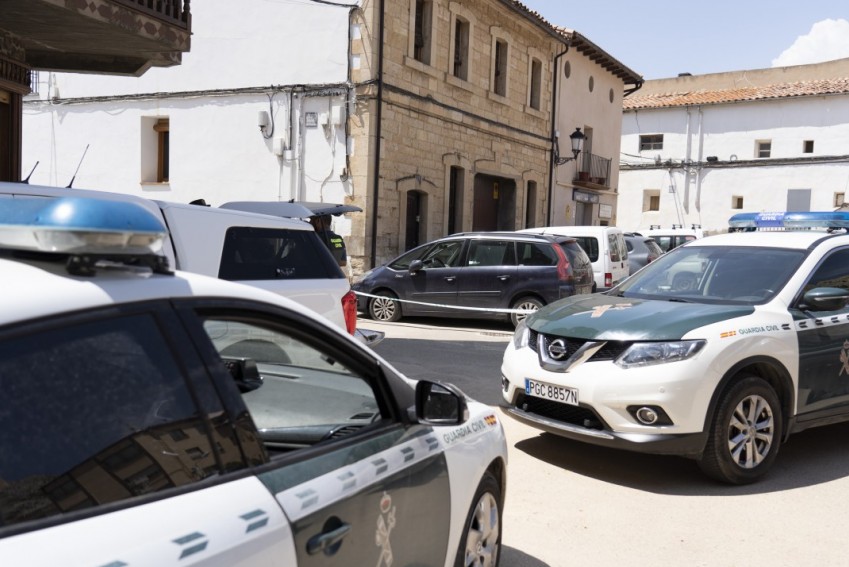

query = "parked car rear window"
[219,227,342,280]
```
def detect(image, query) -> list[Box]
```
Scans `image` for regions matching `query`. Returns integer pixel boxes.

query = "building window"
[525,181,537,228]
[452,16,470,81]
[412,0,433,65]
[154,119,170,182]
[448,166,464,234]
[732,196,744,209]
[639,135,663,151]
[588,76,594,92]
[492,39,508,96]
[835,193,845,208]
[528,58,542,110]
[803,140,814,154]
[643,189,660,212]
[756,140,771,158]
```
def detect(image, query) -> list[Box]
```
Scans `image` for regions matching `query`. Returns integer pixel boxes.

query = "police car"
[502,211,849,484]
[0,197,507,566]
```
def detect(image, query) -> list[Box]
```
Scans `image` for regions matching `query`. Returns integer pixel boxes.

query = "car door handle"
[307,522,351,555]
[444,276,456,282]
[498,275,511,281]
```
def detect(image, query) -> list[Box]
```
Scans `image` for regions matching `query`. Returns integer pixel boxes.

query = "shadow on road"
[500,546,552,567]
[513,420,849,495]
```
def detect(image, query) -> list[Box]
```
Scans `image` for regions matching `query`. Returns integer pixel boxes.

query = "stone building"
[350,0,642,269]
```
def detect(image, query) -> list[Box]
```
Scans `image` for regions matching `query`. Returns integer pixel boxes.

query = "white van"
[642,224,704,252]
[519,226,629,291]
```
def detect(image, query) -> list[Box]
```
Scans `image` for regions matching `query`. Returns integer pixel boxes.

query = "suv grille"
[528,329,631,361]
[517,394,606,430]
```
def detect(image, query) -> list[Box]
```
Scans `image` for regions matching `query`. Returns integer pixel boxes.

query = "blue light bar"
[0,197,167,255]
[729,211,849,230]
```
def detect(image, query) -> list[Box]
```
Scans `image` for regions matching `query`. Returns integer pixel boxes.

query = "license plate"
[525,379,579,405]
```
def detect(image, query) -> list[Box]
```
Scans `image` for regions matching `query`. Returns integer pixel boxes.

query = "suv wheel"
[369,291,401,322]
[698,375,782,484]
[510,296,543,328]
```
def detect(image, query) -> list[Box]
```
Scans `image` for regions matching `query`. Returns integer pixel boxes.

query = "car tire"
[510,296,543,328]
[454,471,502,567]
[698,375,783,485]
[368,291,401,322]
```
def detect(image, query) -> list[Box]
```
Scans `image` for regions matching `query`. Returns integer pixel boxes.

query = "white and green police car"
[0,196,507,566]
[502,211,849,484]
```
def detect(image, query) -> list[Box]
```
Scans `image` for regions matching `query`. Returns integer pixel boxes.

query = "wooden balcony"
[574,152,612,190]
[1,0,192,77]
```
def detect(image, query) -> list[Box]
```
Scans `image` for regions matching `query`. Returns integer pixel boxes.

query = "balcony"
[1,0,192,77]
[574,152,612,190]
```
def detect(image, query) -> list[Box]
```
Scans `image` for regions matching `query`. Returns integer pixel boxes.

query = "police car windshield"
[615,245,806,304]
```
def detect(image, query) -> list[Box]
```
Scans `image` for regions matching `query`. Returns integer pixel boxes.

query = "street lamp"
[553,127,585,165]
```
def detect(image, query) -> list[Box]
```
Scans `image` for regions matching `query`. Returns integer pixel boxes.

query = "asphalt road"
[361,315,849,567]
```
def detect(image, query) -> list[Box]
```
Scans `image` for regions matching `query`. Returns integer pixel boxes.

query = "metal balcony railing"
[115,0,191,28]
[575,152,612,188]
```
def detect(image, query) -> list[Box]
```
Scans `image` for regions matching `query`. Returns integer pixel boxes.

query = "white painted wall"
[551,51,625,226]
[21,0,356,229]
[617,95,849,234]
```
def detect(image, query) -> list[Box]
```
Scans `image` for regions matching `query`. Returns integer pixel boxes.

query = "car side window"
[388,244,430,269]
[467,240,515,266]
[219,226,338,280]
[421,240,463,268]
[517,242,556,266]
[802,248,849,296]
[0,314,217,529]
[201,317,383,454]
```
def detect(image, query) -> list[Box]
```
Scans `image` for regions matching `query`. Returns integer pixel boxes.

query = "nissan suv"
[353,232,593,327]
[502,211,849,484]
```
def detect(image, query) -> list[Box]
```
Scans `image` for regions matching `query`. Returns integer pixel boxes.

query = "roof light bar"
[0,197,167,255]
[728,211,849,231]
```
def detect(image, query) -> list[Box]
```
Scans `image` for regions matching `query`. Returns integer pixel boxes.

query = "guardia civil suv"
[0,196,507,566]
[502,211,849,484]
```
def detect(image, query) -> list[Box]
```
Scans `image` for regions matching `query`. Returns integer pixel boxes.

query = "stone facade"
[351,0,561,269]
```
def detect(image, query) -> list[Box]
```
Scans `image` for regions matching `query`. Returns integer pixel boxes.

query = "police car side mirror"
[801,287,849,312]
[409,259,424,274]
[413,381,469,425]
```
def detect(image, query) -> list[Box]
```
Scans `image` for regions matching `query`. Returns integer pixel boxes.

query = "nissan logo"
[547,338,569,360]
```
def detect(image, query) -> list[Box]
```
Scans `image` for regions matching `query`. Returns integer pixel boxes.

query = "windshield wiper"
[667,297,694,303]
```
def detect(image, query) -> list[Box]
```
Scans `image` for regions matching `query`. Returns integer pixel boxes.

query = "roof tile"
[624,77,849,110]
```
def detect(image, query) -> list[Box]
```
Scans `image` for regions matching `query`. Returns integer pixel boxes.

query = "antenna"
[22,161,39,184]
[66,144,90,188]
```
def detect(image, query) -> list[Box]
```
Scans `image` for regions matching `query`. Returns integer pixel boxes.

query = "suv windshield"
[616,245,806,304]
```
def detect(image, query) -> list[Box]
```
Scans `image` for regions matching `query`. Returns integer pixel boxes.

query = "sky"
[516,0,849,80]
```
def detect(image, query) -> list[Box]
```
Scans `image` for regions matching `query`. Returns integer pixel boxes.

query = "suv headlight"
[512,320,529,349]
[615,340,705,368]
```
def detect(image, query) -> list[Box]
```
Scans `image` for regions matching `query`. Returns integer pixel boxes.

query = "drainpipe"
[684,106,691,215]
[695,106,704,221]
[546,43,570,226]
[369,0,385,269]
